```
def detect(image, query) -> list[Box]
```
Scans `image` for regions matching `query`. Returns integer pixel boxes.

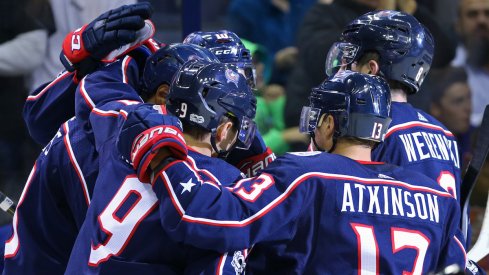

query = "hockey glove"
[117,104,187,183]
[60,2,153,77]
[226,130,276,177]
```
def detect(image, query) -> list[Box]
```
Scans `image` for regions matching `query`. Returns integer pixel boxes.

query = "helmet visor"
[237,63,256,88]
[299,106,322,134]
[325,42,360,77]
[235,116,257,149]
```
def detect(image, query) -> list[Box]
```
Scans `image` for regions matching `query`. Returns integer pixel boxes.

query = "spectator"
[28,0,136,91]
[452,0,489,127]
[430,67,473,168]
[285,0,458,145]
[0,0,54,224]
[227,0,315,56]
[227,0,315,86]
[242,39,308,155]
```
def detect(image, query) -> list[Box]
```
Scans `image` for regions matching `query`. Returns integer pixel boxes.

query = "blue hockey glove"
[117,104,187,183]
[226,129,276,177]
[60,2,153,75]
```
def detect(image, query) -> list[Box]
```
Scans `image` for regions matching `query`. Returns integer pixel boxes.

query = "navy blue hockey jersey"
[372,102,461,201]
[23,71,79,145]
[65,59,248,274]
[7,55,143,274]
[3,118,98,274]
[23,46,151,146]
[148,151,466,274]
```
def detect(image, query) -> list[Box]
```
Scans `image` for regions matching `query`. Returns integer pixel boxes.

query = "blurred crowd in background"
[1,0,489,247]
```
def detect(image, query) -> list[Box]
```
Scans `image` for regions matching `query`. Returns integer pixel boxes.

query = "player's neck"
[390,88,407,102]
[184,133,213,157]
[332,142,372,162]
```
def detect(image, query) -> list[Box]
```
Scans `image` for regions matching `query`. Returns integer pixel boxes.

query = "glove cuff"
[236,147,276,177]
[61,25,90,67]
[102,20,156,62]
[131,125,187,182]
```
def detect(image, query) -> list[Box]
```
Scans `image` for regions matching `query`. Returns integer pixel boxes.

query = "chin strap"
[310,132,338,153]
[210,130,235,159]
[310,132,325,152]
[328,136,338,154]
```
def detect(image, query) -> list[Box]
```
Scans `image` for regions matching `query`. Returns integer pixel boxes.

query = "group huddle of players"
[1,2,484,274]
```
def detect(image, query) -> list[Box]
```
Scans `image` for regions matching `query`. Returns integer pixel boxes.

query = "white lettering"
[427,194,439,223]
[427,133,442,159]
[434,134,449,160]
[421,132,437,159]
[404,191,416,218]
[341,183,355,212]
[399,134,417,162]
[355,184,366,213]
[413,132,430,160]
[367,186,381,214]
[414,193,428,220]
[391,188,404,216]
[383,186,389,215]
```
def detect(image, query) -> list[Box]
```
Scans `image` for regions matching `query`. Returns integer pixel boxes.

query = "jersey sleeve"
[437,198,467,272]
[151,156,306,253]
[3,120,97,274]
[75,56,143,151]
[23,71,78,145]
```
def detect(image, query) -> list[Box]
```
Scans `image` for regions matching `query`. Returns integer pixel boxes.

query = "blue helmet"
[300,70,392,143]
[325,10,434,94]
[167,59,257,151]
[140,43,220,98]
[183,30,256,87]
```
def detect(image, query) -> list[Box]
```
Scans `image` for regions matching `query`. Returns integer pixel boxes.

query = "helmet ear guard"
[167,60,257,153]
[325,10,434,94]
[300,70,392,143]
[140,43,219,98]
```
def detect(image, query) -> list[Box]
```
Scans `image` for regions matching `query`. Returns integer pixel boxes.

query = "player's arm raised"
[23,3,153,146]
[23,71,78,145]
[74,56,144,151]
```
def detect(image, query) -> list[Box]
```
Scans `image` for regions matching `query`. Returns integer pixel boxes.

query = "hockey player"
[3,4,153,274]
[325,11,462,201]
[65,56,255,273]
[120,70,467,274]
[182,30,274,176]
[24,26,273,177]
[183,30,255,88]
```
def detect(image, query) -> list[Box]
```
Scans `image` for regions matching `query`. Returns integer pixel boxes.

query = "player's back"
[372,102,461,200]
[247,151,465,274]
[3,117,98,275]
[66,147,245,274]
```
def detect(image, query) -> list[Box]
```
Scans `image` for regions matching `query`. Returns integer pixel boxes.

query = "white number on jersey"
[351,223,429,275]
[89,176,158,266]
[437,171,457,199]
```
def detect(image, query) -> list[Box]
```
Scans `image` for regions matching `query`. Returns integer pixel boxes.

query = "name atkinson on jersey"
[398,131,459,168]
[340,183,441,223]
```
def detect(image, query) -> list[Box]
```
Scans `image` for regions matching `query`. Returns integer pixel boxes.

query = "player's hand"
[117,104,187,183]
[131,124,187,183]
[60,2,153,74]
[226,130,276,177]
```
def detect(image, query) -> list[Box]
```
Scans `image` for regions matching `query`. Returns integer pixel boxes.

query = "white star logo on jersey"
[180,178,196,194]
[417,112,428,122]
[378,173,394,180]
